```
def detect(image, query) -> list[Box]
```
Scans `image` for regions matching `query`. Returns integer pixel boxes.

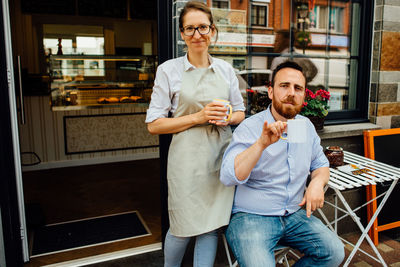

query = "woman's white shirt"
[145,54,245,123]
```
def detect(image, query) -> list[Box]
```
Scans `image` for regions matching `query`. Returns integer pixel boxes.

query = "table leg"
[335,194,338,233]
[336,178,398,267]
[366,184,379,245]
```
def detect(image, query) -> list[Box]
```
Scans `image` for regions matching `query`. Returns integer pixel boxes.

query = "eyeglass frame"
[180,24,213,36]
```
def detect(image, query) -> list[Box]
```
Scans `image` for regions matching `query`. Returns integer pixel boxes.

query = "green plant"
[300,88,330,118]
[296,31,311,48]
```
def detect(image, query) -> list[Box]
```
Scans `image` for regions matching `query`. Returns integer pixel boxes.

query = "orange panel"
[363,128,400,245]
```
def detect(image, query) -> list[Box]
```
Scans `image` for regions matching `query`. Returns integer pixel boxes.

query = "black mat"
[31,211,149,256]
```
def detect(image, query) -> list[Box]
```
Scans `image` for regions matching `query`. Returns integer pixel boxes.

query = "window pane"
[43,38,73,55]
[251,6,257,25]
[251,5,267,27]
[213,0,228,9]
[199,0,366,118]
[76,37,104,54]
[259,6,265,26]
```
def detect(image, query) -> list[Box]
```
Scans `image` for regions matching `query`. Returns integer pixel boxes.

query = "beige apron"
[167,67,235,237]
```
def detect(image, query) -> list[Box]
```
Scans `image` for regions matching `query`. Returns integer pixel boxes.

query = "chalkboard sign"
[374,134,400,167]
[364,128,400,239]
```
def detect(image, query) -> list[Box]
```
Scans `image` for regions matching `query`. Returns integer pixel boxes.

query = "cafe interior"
[8,0,163,265]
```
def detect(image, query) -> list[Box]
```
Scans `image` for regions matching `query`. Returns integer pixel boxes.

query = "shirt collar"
[266,105,276,122]
[184,53,216,72]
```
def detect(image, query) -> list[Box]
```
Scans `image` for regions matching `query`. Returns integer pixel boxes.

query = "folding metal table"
[317,151,399,267]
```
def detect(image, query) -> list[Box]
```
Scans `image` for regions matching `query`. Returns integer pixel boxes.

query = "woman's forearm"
[148,109,245,135]
[230,111,245,125]
[147,114,200,135]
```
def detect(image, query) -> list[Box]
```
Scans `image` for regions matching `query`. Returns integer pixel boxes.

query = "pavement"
[84,233,400,267]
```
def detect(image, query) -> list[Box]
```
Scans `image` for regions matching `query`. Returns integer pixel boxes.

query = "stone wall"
[370,0,400,129]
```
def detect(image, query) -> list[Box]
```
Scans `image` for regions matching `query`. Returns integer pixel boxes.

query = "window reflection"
[251,3,268,27]
[201,0,360,115]
[212,0,229,9]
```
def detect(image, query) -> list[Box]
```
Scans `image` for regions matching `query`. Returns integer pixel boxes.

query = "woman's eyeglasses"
[182,24,212,36]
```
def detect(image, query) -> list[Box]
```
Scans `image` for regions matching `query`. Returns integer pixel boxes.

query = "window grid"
[205,0,371,122]
[251,4,268,27]
[212,0,229,9]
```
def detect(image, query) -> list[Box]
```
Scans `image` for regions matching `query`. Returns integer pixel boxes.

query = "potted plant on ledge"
[300,88,330,131]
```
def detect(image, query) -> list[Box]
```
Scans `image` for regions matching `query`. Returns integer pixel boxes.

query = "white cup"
[280,119,307,143]
[213,99,232,122]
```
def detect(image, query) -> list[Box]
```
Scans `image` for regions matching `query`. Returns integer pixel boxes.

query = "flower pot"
[307,116,325,131]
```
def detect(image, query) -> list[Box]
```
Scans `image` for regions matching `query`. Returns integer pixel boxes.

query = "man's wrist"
[310,177,327,188]
[255,138,268,151]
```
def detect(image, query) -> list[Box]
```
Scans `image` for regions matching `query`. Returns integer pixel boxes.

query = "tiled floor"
[338,233,400,267]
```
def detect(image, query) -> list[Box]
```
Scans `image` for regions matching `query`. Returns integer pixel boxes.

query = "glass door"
[6,0,162,264]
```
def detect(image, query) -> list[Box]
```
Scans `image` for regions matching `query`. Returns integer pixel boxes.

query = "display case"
[49,55,157,111]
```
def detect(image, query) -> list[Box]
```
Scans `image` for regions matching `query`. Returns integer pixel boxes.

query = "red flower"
[300,88,330,118]
[305,88,315,99]
[315,89,331,101]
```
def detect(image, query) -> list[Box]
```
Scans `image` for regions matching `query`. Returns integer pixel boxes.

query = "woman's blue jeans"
[164,229,218,267]
[226,209,345,267]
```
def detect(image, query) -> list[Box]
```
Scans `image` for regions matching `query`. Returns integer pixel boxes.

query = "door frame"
[0,0,174,264]
[0,0,26,264]
[157,0,173,245]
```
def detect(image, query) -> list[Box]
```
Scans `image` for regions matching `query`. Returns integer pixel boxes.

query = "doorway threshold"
[41,242,162,267]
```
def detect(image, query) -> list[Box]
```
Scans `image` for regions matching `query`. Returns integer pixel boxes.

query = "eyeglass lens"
[183,25,211,36]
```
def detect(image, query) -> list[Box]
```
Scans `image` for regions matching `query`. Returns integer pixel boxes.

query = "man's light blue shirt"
[220,107,329,216]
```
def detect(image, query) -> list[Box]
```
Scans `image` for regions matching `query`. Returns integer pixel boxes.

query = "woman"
[145,2,245,266]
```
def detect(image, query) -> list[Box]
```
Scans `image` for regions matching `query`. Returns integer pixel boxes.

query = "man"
[220,61,344,267]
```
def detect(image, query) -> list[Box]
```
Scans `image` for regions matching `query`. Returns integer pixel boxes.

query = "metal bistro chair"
[222,234,300,267]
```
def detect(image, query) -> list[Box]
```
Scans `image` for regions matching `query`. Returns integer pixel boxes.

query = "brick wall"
[370,0,400,129]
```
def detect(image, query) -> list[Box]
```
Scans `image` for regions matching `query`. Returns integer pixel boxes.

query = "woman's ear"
[180,30,185,40]
[210,25,216,38]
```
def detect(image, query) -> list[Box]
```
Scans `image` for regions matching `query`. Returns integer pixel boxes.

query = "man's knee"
[225,214,275,267]
[316,232,344,266]
[325,235,345,266]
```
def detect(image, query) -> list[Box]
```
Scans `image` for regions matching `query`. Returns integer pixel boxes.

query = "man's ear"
[267,86,273,100]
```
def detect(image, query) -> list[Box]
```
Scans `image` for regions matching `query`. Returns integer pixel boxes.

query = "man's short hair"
[271,60,307,88]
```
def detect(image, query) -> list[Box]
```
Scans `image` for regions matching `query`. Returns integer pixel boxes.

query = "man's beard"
[272,96,303,119]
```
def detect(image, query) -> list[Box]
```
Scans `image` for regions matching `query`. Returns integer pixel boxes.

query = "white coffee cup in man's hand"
[280,119,307,143]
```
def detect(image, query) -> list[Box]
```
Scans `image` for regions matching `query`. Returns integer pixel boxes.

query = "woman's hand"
[196,101,229,125]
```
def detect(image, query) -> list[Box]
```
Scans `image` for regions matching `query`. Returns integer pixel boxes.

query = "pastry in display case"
[49,55,156,110]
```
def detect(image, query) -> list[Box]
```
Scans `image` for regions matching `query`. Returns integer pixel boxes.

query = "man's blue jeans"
[226,209,344,267]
